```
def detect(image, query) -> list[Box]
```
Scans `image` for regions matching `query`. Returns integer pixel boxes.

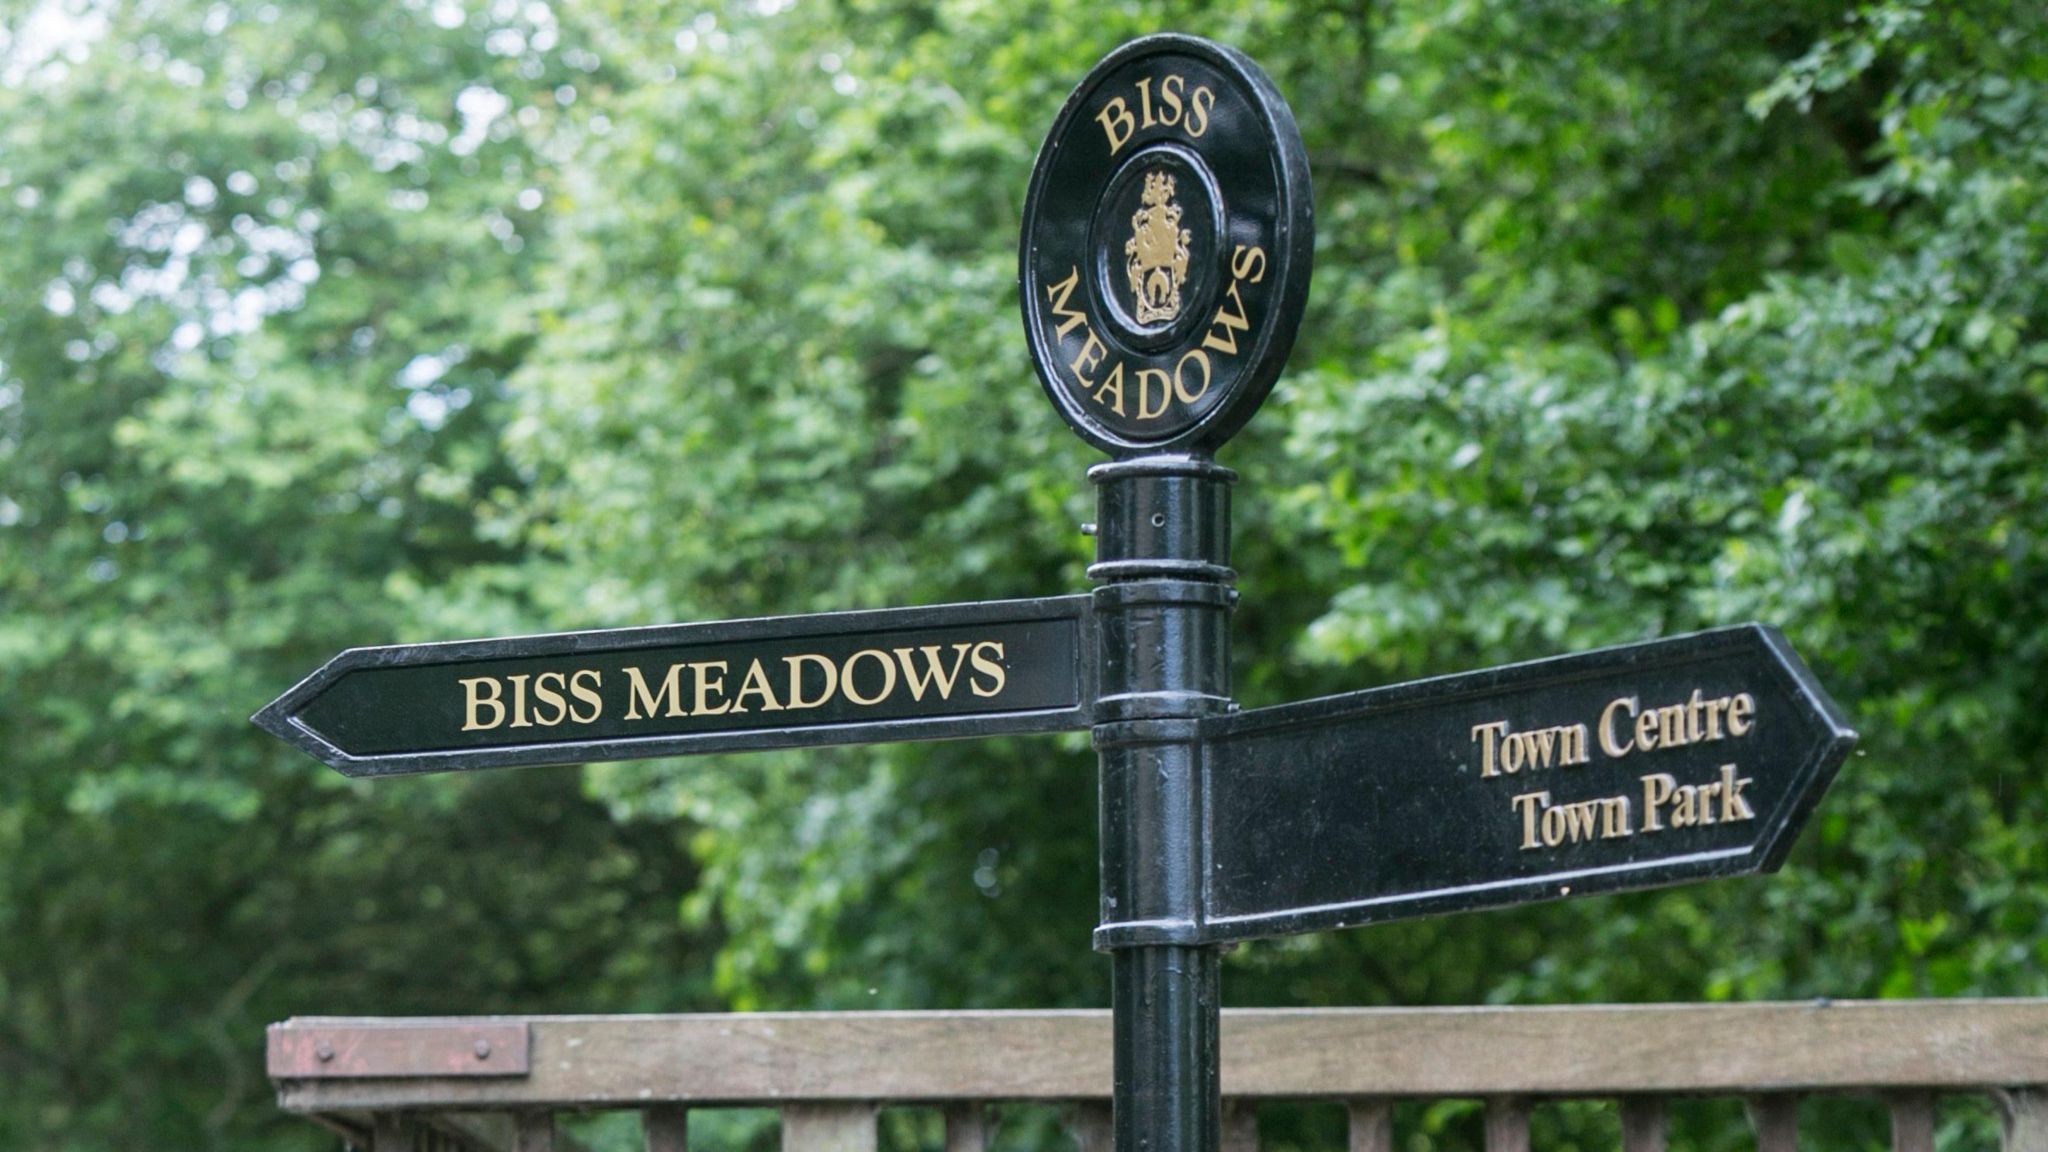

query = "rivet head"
[314,1040,335,1062]
[474,1039,492,1060]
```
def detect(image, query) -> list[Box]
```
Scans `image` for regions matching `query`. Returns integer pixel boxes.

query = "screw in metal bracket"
[474,1039,493,1060]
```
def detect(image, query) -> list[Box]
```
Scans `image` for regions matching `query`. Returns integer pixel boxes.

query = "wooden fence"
[268,1001,2048,1152]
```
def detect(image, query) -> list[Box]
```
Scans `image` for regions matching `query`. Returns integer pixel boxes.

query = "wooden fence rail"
[269,1001,2048,1152]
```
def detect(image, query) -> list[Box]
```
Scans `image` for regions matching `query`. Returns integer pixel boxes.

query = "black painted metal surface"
[254,596,1095,778]
[1196,624,1856,943]
[1020,34,1313,458]
[1089,456,1236,1152]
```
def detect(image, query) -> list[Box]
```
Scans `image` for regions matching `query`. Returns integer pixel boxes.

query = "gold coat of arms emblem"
[1125,171,1192,324]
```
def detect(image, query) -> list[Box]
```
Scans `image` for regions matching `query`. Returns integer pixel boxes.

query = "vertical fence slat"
[1747,1095,1798,1152]
[418,1113,516,1152]
[1889,1092,1933,1152]
[372,1114,417,1152]
[1346,1100,1391,1152]
[2003,1089,2048,1152]
[1621,1098,1668,1152]
[781,1104,878,1152]
[1485,1098,1530,1152]
[1064,1103,1114,1152]
[512,1112,555,1152]
[1223,1101,1259,1152]
[644,1106,688,1152]
[944,1105,989,1152]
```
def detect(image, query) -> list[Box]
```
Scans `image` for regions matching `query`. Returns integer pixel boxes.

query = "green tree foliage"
[0,4,712,1147]
[0,0,2041,1147]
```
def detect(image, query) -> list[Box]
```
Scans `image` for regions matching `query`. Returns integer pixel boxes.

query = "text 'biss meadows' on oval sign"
[1020,34,1314,457]
[253,597,1096,778]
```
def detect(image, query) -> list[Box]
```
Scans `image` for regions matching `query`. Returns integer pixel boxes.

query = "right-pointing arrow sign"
[1194,624,1856,945]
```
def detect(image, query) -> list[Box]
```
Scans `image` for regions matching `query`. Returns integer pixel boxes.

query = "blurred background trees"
[0,0,2040,1147]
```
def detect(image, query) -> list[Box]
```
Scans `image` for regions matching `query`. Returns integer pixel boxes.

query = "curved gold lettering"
[1599,696,1637,758]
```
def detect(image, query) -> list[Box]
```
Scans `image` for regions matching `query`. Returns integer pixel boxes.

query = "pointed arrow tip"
[250,695,291,738]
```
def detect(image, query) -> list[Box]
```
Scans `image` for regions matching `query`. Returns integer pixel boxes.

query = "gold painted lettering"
[1135,76,1156,128]
[841,649,898,706]
[1561,723,1589,765]
[1513,791,1547,850]
[1641,772,1676,831]
[1696,780,1722,824]
[693,661,732,716]
[1229,244,1267,284]
[1559,797,1600,842]
[1134,367,1171,419]
[568,669,603,723]
[1477,719,1592,778]
[1044,267,1089,338]
[1187,85,1214,137]
[1599,796,1633,838]
[506,674,533,728]
[1635,707,1661,752]
[1070,330,1108,384]
[1173,348,1211,404]
[1091,360,1128,415]
[732,658,784,713]
[1605,688,1761,757]
[1201,281,1252,356]
[1671,784,1699,828]
[893,644,972,702]
[624,663,689,720]
[1719,763,1755,821]
[1158,74,1185,126]
[1519,789,1634,850]
[1600,696,1638,757]
[1727,693,1755,736]
[1655,703,1689,749]
[460,676,506,731]
[1502,728,1525,774]
[1096,96,1136,155]
[532,671,569,726]
[968,641,1008,697]
[783,653,838,709]
[1472,721,1508,778]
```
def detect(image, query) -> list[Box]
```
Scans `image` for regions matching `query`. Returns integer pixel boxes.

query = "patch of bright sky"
[9,0,547,408]
[1,0,108,90]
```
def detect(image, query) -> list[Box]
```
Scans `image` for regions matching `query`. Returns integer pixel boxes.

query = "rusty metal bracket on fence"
[269,1019,531,1079]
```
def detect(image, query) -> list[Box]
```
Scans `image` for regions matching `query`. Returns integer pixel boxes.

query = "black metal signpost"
[257,32,1857,1152]
[1196,624,1854,944]
[255,596,1093,778]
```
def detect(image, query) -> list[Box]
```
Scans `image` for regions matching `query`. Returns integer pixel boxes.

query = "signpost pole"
[1089,455,1236,1152]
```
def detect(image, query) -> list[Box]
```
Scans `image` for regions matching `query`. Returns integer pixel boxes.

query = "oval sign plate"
[1020,35,1313,457]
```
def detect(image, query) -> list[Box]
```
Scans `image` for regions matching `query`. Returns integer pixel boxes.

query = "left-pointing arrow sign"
[254,596,1096,778]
